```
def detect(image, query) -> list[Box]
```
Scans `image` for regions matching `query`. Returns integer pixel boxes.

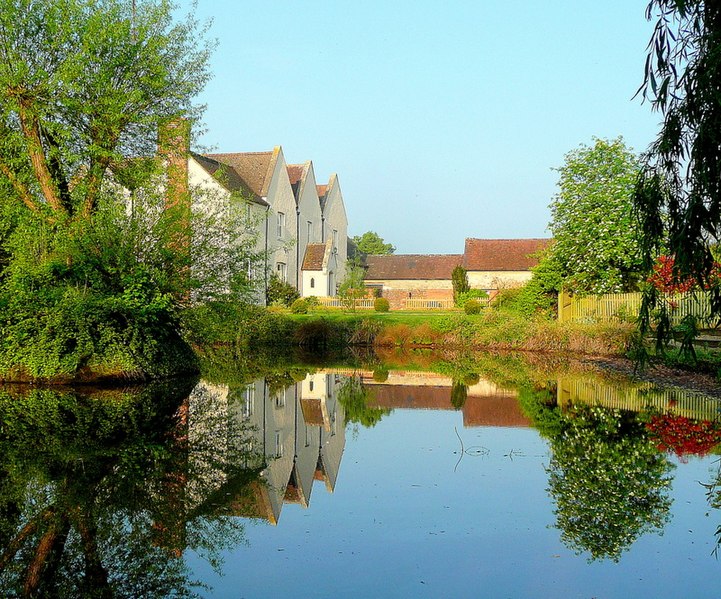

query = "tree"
[548,138,644,294]
[0,0,212,222]
[634,1,721,327]
[0,1,227,381]
[451,265,470,304]
[337,257,367,311]
[351,231,395,255]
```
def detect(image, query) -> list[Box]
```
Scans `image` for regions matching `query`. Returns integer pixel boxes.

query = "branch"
[16,98,67,217]
[0,159,42,215]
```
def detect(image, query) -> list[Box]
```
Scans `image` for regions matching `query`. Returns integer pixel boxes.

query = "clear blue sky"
[177,0,660,254]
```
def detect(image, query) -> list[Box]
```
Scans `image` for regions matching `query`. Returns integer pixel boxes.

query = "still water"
[1,353,721,598]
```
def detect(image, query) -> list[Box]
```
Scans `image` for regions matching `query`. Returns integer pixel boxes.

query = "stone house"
[363,238,551,309]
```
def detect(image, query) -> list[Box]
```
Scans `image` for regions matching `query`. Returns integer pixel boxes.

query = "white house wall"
[467,270,533,290]
[322,174,348,286]
[265,148,298,286]
[296,163,323,293]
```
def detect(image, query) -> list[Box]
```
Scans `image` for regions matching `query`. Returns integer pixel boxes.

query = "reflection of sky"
[186,405,721,599]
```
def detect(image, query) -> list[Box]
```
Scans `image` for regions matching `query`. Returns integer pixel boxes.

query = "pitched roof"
[191,153,269,206]
[462,238,551,271]
[364,254,463,280]
[205,150,276,196]
[286,163,306,186]
[302,242,329,271]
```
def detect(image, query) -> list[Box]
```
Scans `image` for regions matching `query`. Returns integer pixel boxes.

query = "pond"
[1,351,721,598]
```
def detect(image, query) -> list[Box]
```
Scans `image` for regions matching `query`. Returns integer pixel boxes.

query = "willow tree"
[0,0,212,221]
[634,1,721,325]
[0,0,214,381]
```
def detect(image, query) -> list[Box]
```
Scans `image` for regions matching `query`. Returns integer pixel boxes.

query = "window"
[307,220,313,241]
[310,277,315,288]
[274,430,283,458]
[309,380,314,392]
[242,385,254,418]
[277,262,287,282]
[277,212,285,238]
[275,391,285,409]
[332,228,338,250]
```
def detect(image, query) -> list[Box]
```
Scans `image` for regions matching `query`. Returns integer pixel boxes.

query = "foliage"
[0,0,212,222]
[455,288,488,308]
[374,297,390,312]
[549,138,644,294]
[452,265,470,303]
[291,298,309,314]
[633,2,721,353]
[464,300,481,315]
[336,374,391,428]
[266,274,300,307]
[546,404,673,562]
[511,250,564,316]
[351,231,395,255]
[337,258,367,311]
[648,254,721,293]
[0,196,203,381]
[634,1,721,311]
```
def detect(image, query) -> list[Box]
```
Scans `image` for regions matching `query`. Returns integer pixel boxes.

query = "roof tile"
[462,239,551,271]
[364,254,463,280]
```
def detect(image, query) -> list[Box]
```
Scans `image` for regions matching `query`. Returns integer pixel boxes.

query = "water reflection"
[2,352,721,596]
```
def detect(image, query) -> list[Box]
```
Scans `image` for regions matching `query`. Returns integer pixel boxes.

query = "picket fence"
[558,290,717,326]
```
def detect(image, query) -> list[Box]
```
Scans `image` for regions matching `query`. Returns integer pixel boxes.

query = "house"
[363,238,551,309]
[364,254,463,307]
[462,238,550,291]
[159,119,349,302]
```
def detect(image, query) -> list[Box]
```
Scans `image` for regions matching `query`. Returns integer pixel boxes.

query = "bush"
[266,274,300,306]
[291,298,309,314]
[464,300,482,314]
[456,289,488,308]
[374,297,390,312]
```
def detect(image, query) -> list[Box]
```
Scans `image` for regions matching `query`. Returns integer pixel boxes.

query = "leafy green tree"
[0,0,212,222]
[549,138,644,294]
[337,258,367,311]
[452,265,470,304]
[351,231,395,255]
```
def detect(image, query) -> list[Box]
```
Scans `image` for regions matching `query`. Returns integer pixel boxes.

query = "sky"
[176,0,661,254]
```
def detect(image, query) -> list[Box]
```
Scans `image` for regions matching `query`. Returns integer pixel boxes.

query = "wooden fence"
[314,297,458,310]
[315,297,374,309]
[558,290,717,326]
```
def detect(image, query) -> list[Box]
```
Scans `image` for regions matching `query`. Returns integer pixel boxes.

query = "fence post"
[558,289,572,322]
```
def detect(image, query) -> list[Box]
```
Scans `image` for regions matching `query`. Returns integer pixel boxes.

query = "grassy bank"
[187,303,635,357]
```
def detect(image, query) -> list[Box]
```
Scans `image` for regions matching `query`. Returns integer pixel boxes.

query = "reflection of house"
[363,238,551,309]
[360,370,530,428]
[179,371,347,527]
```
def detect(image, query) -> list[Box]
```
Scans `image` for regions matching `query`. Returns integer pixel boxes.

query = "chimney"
[158,117,191,212]
[158,118,191,284]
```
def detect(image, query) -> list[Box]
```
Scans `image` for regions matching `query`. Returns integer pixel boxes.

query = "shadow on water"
[3,348,721,594]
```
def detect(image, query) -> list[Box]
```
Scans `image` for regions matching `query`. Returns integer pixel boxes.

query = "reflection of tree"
[0,380,260,597]
[450,382,467,410]
[545,404,673,562]
[337,375,390,428]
